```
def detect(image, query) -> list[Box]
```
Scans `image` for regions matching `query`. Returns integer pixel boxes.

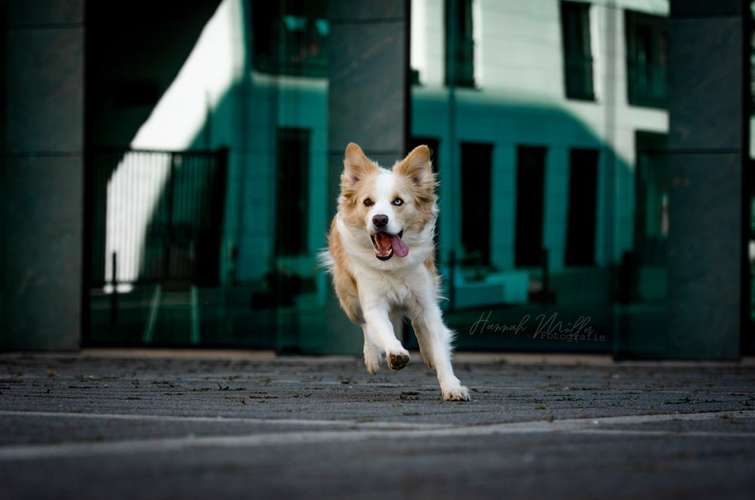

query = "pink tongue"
[391,235,409,257]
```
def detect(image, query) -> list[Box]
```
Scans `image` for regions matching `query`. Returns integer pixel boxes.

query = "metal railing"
[89,148,227,289]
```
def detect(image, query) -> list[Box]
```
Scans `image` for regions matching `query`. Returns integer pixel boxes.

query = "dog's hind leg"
[411,319,435,369]
[361,325,381,375]
[414,310,469,401]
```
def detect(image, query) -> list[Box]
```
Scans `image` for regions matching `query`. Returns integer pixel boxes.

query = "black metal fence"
[88,148,228,289]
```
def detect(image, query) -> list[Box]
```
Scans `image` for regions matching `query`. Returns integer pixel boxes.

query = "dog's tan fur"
[327,217,363,324]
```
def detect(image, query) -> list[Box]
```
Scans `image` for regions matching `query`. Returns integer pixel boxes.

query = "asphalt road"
[1,352,754,500]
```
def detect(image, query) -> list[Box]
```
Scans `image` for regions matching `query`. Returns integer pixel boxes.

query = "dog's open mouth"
[370,230,408,261]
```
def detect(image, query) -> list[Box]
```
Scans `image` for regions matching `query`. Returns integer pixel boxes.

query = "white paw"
[386,348,410,371]
[441,383,471,402]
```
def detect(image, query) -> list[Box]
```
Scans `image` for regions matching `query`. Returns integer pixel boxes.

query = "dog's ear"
[395,145,436,202]
[341,143,377,197]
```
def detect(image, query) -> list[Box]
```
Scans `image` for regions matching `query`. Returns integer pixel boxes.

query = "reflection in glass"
[85,0,679,354]
[412,0,670,352]
[86,0,330,349]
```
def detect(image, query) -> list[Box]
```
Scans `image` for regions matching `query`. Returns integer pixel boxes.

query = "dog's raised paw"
[442,384,471,402]
[387,351,410,370]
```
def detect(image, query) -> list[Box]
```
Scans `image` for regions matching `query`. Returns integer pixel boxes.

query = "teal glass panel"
[85,0,331,349]
[410,0,672,354]
[77,0,746,357]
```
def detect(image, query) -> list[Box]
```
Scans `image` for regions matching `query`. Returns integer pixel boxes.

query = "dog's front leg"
[361,325,382,374]
[362,303,410,370]
[413,300,470,401]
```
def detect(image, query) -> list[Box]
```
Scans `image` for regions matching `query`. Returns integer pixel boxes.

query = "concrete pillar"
[310,0,408,354]
[666,0,747,359]
[1,0,85,350]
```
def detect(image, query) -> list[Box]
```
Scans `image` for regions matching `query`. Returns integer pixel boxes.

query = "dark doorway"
[460,142,493,266]
[275,128,310,256]
[515,145,547,267]
[634,131,669,267]
[565,148,599,266]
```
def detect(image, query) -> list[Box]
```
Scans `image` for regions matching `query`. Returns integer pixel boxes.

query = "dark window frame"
[560,1,596,101]
[624,9,668,109]
[445,0,476,88]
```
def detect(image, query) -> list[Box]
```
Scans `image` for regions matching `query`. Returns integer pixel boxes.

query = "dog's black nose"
[372,214,389,228]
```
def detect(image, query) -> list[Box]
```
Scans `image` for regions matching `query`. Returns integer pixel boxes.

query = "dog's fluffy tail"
[317,248,334,273]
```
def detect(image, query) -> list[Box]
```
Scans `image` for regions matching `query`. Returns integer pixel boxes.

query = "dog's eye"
[363,198,374,207]
[392,197,404,206]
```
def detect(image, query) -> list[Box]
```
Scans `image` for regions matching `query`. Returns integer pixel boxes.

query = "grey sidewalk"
[1,351,754,500]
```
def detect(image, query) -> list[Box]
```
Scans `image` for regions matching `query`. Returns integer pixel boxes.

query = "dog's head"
[337,142,437,264]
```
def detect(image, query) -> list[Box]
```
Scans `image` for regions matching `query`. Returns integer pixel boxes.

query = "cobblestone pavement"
[1,352,754,500]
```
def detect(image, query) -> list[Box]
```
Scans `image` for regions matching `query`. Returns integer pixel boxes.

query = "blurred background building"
[1,0,751,359]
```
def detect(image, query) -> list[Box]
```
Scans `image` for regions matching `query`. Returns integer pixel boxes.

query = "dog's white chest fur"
[336,216,429,311]
[354,262,415,309]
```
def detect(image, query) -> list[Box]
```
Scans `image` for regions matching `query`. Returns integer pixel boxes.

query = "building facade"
[1,0,750,358]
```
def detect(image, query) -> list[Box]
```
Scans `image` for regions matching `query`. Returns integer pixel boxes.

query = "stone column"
[666,0,747,359]
[312,0,408,354]
[1,0,85,350]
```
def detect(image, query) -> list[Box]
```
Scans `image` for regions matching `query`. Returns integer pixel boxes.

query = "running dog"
[322,143,470,401]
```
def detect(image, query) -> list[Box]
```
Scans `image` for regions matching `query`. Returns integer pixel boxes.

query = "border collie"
[321,143,470,401]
